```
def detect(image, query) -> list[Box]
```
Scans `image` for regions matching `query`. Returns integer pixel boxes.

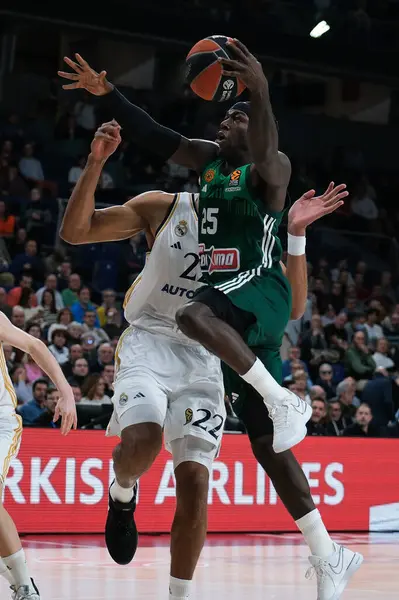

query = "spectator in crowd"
[306,398,327,436]
[362,375,399,428]
[47,308,73,341]
[0,199,16,239]
[18,142,44,183]
[345,330,376,387]
[96,289,119,327]
[324,312,349,359]
[11,305,25,329]
[2,344,14,371]
[57,260,72,290]
[335,377,360,418]
[81,374,112,405]
[68,156,87,189]
[36,274,64,310]
[82,309,109,344]
[67,321,84,344]
[292,369,308,401]
[299,314,329,373]
[372,337,395,373]
[26,321,41,339]
[305,384,326,406]
[62,273,81,307]
[24,351,45,383]
[91,342,114,373]
[40,288,58,327]
[326,400,353,436]
[342,403,380,437]
[71,384,82,403]
[32,387,61,428]
[11,364,32,405]
[18,378,48,425]
[62,343,84,377]
[350,176,378,226]
[7,273,36,308]
[316,362,336,399]
[327,282,345,314]
[68,357,89,388]
[19,287,41,322]
[24,187,51,243]
[102,307,124,339]
[362,307,384,346]
[382,310,399,340]
[10,239,44,281]
[281,346,309,378]
[48,327,69,365]
[101,364,115,398]
[71,286,99,324]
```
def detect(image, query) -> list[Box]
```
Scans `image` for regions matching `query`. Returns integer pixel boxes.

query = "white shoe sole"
[272,402,312,454]
[332,552,364,600]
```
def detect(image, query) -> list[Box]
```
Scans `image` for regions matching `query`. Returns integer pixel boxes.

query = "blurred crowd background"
[1,0,399,437]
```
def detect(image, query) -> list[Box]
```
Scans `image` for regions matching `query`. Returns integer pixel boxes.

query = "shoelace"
[269,403,289,428]
[305,561,328,584]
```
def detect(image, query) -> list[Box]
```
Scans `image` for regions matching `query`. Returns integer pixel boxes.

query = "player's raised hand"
[58,53,112,96]
[218,39,267,92]
[53,388,78,436]
[91,121,122,162]
[288,182,348,235]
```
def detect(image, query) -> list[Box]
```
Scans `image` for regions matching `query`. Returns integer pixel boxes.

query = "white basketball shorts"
[107,327,226,469]
[0,409,22,486]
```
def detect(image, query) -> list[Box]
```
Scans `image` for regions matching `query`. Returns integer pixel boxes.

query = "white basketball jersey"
[0,343,17,410]
[124,192,202,344]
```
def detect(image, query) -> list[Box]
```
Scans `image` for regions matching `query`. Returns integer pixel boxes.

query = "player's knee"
[114,423,162,472]
[175,461,209,522]
[176,302,206,336]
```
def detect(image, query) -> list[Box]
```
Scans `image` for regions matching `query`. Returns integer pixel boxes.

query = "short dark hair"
[33,378,48,392]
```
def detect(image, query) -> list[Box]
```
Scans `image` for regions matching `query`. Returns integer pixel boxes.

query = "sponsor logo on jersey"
[185,408,193,424]
[226,169,242,192]
[170,241,182,249]
[204,169,215,183]
[119,392,128,406]
[175,220,188,237]
[161,283,196,299]
[198,243,240,273]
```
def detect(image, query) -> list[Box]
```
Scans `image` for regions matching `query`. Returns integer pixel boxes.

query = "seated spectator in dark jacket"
[316,363,336,399]
[10,239,44,282]
[18,378,48,425]
[324,312,349,359]
[62,344,84,378]
[362,376,399,428]
[345,330,376,388]
[32,387,61,428]
[326,400,353,436]
[342,403,381,437]
[335,377,360,420]
[306,398,327,436]
[299,314,329,377]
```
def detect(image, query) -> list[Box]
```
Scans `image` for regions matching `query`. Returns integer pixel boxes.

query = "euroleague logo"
[220,79,235,102]
[223,80,234,90]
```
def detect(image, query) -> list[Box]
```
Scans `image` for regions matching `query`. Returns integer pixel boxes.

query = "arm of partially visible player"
[0,313,77,435]
[283,184,348,320]
[58,54,218,171]
[219,40,291,210]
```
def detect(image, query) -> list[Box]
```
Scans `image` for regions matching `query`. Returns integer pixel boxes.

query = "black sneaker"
[105,481,139,565]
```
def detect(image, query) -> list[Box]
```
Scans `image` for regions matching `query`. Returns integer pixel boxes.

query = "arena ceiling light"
[310,20,330,38]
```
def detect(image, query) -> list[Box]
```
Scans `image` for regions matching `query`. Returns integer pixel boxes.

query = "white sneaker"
[306,543,364,600]
[12,579,40,600]
[266,391,311,453]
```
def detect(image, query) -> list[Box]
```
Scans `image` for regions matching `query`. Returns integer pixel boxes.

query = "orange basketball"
[186,35,246,102]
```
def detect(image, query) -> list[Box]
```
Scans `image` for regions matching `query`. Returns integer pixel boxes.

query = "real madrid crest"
[175,219,188,237]
[119,392,128,406]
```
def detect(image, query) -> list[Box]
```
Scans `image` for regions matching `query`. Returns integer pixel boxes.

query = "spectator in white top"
[18,143,44,183]
[363,307,384,346]
[372,337,395,372]
[74,95,96,131]
[36,274,64,311]
[80,374,112,406]
[48,328,70,366]
[350,176,378,221]
[68,156,86,189]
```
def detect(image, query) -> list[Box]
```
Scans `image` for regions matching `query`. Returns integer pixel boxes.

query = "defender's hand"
[218,39,267,92]
[90,121,122,163]
[58,53,113,96]
[288,182,348,236]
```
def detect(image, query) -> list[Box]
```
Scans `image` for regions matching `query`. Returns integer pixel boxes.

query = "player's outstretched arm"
[0,312,77,435]
[285,183,348,320]
[58,54,218,171]
[219,39,290,208]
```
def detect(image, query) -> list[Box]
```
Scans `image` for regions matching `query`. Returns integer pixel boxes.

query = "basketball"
[186,35,246,102]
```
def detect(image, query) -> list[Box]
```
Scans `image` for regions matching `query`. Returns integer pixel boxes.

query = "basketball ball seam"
[190,56,222,101]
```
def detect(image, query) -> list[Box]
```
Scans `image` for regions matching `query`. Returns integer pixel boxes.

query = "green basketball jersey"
[198,159,285,285]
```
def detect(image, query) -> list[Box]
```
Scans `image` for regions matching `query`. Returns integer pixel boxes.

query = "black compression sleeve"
[99,87,182,160]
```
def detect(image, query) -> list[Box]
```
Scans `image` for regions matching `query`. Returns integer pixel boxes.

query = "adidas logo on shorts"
[133,392,145,399]
[170,241,182,249]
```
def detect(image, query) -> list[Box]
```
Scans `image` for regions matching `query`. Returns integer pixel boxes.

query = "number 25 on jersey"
[200,208,219,235]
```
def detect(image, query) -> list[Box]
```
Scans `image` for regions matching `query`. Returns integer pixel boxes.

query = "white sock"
[169,575,191,599]
[2,549,33,590]
[241,358,287,405]
[110,479,134,504]
[296,509,335,558]
[0,556,14,586]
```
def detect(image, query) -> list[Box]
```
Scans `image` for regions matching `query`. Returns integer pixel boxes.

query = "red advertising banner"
[3,430,399,533]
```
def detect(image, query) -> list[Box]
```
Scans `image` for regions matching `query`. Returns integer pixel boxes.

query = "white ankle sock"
[295,509,335,558]
[169,575,191,599]
[2,549,33,590]
[110,479,134,504]
[0,556,14,585]
[241,358,287,405]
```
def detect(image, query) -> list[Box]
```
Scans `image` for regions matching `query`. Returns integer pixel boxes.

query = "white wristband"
[287,233,306,256]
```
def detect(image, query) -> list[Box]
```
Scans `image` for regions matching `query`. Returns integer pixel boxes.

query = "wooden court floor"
[1,533,397,599]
